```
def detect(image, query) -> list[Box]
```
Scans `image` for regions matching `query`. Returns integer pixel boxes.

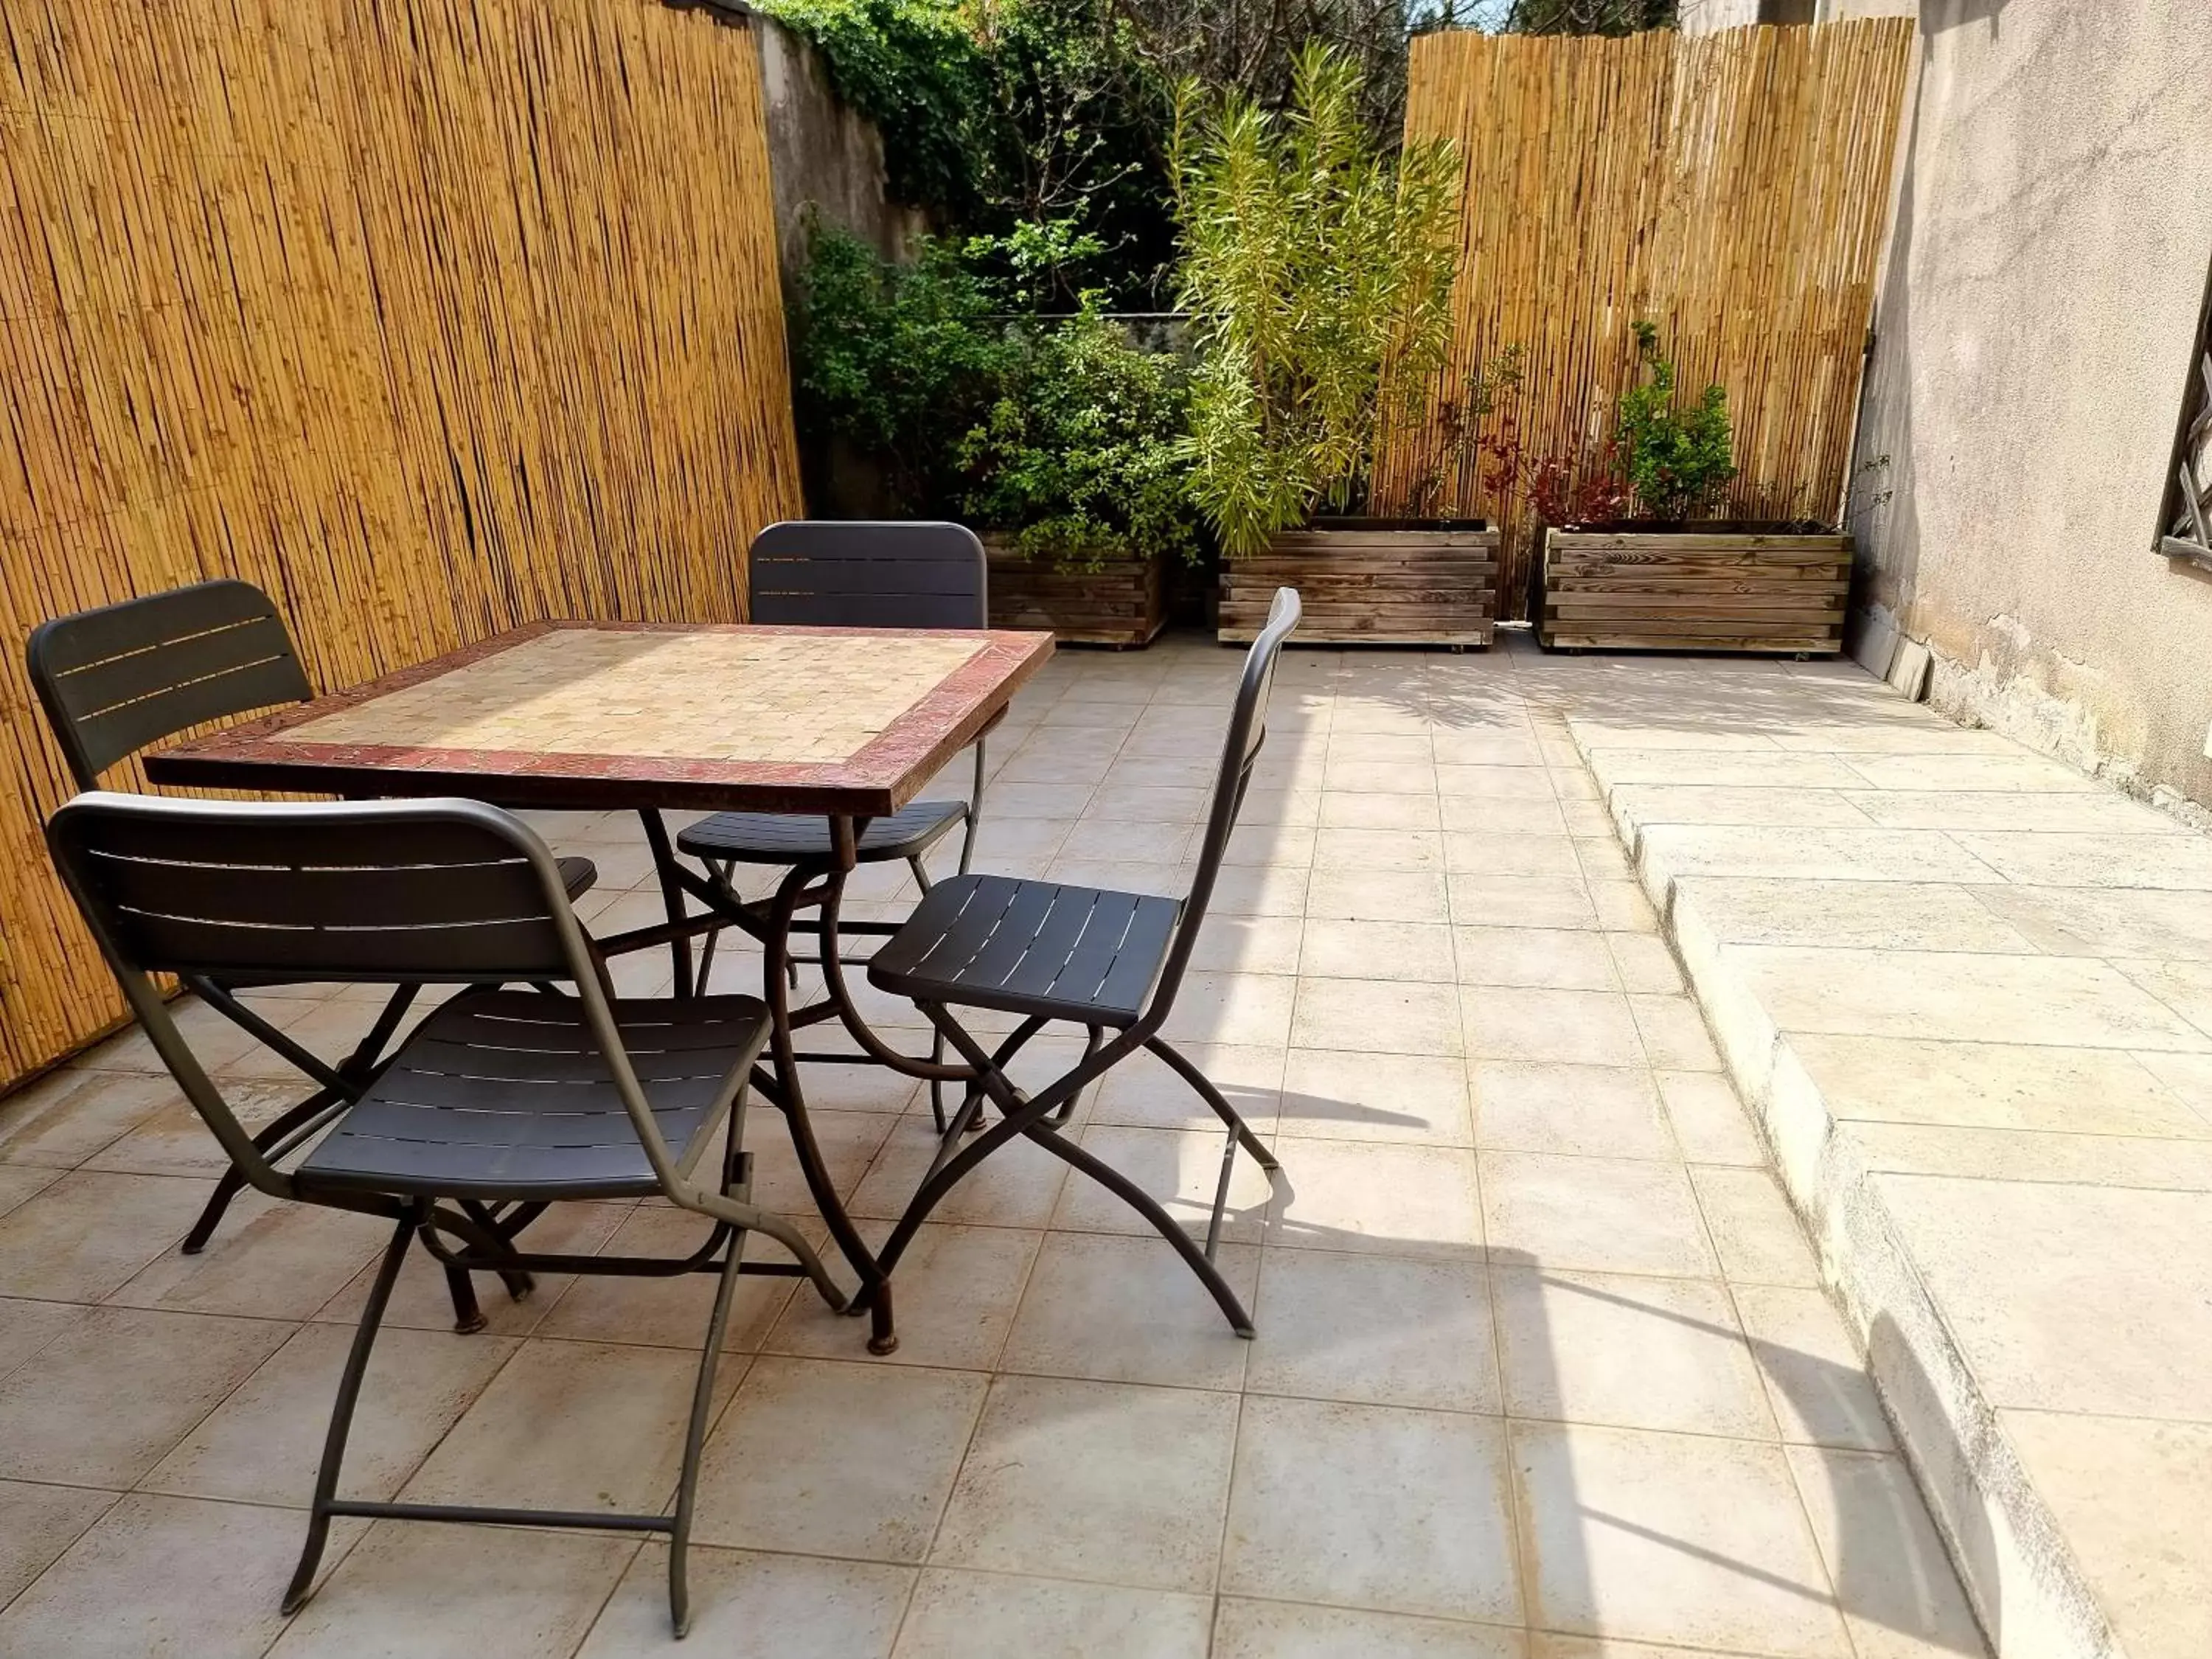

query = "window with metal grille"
[2157,266,2212,568]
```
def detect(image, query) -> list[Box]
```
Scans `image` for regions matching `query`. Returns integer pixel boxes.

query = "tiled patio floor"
[0,631,1983,1658]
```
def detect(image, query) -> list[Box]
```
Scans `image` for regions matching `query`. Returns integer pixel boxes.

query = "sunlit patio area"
[0,633,1992,1658]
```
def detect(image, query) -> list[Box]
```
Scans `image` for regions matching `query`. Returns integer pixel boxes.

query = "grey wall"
[752,16,923,289]
[1846,0,2212,818]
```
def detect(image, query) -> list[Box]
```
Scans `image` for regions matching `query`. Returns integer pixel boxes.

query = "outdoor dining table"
[147,617,1055,1353]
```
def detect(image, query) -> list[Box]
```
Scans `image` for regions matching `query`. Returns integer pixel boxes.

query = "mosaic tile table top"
[150,622,1052,816]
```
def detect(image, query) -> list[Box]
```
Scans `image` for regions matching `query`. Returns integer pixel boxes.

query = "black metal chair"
[26,579,598,1274]
[46,790,844,1636]
[863,586,1301,1336]
[677,521,996,1125]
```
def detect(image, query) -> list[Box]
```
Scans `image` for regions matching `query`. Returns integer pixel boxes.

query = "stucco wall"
[752,15,922,285]
[1847,0,2212,818]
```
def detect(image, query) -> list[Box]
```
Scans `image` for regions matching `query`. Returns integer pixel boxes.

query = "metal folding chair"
[863,587,1302,1335]
[47,791,844,1636]
[676,521,1003,1127]
[26,580,598,1277]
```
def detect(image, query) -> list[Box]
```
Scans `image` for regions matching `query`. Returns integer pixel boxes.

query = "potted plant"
[1502,323,1851,655]
[1171,44,1502,647]
[957,302,1203,646]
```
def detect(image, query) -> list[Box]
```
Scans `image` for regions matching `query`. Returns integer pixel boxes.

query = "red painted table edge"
[145,620,1056,818]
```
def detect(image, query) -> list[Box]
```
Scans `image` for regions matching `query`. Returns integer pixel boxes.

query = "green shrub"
[1170,43,1462,556]
[957,304,1203,571]
[1615,320,1736,521]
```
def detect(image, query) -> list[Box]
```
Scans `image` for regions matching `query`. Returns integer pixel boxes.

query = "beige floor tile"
[1455,925,1617,995]
[1184,914,1304,975]
[1463,987,1646,1068]
[1271,1140,1482,1260]
[1247,1248,1497,1412]
[1320,789,1443,830]
[1162,971,1298,1046]
[2000,1409,2208,1659]
[1792,1034,2211,1136]
[1950,829,2212,890]
[1088,1042,1284,1134]
[0,1169,216,1301]
[1206,862,1313,916]
[931,1374,1237,1592]
[1233,787,1323,828]
[580,1545,914,1658]
[1588,880,1659,931]
[1627,995,1722,1071]
[0,1304,288,1486]
[1880,1175,2212,1417]
[1608,783,1876,830]
[1,1493,356,1659]
[1433,731,1544,768]
[1438,764,1559,801]
[1060,816,1194,863]
[1511,1421,1850,1658]
[1306,866,1453,924]
[1326,759,1439,795]
[0,1164,59,1220]
[0,1294,81,1380]
[1314,827,1447,873]
[402,1337,740,1516]
[1655,1071,1767,1164]
[533,1203,805,1352]
[852,1118,1069,1228]
[1300,917,1458,983]
[1730,1284,1891,1451]
[0,1068,181,1169]
[313,1201,630,1336]
[1785,1446,1988,1659]
[145,1320,518,1507]
[268,1518,633,1658]
[1223,1394,1519,1623]
[1846,1122,2212,1189]
[1087,784,1208,821]
[1449,874,1600,931]
[1587,749,1870,790]
[1481,1152,1716,1277]
[1445,832,1582,878]
[1214,1598,1525,1658]
[1000,1231,1256,1388]
[1295,978,1465,1056]
[1733,947,2209,1051]
[1690,1166,1822,1287]
[1279,1048,1474,1145]
[1494,1267,1775,1438]
[1674,876,2037,953]
[769,1222,1037,1371]
[1473,1062,1673,1160]
[692,1356,985,1560]
[105,1189,389,1321]
[894,1569,1211,1659]
[1606,932,1685,994]
[1442,793,1571,835]
[1051,1125,1274,1245]
[0,1480,116,1608]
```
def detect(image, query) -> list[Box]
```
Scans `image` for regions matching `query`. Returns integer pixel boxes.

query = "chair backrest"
[748,521,988,630]
[1148,586,1301,1017]
[44,792,681,1203]
[27,579,313,789]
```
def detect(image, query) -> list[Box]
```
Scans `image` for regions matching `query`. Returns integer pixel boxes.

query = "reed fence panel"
[0,0,800,1085]
[1377,19,1914,615]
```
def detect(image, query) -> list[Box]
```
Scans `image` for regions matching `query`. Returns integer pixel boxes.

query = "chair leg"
[1145,1037,1281,1171]
[667,1209,747,1637]
[441,1262,487,1335]
[181,1088,339,1253]
[284,1209,414,1615]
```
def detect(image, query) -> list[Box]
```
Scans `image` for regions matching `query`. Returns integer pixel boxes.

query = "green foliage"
[1495,0,1677,32]
[753,0,997,220]
[789,224,1019,515]
[1170,43,1463,557]
[1615,320,1736,521]
[957,305,1203,569]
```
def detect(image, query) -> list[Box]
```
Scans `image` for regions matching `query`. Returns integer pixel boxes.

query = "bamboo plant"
[1169,42,1462,557]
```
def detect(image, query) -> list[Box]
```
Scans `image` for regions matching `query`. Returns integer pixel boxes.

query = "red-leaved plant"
[1478,408,1632,528]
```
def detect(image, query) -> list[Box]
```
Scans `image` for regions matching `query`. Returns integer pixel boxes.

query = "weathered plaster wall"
[1848,0,2212,819]
[1680,0,1910,34]
[752,16,922,286]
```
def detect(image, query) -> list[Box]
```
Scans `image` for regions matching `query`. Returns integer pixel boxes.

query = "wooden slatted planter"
[1219,522,1499,647]
[984,540,1166,648]
[1539,528,1851,655]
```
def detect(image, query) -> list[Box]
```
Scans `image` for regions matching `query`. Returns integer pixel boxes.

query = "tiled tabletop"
[147,622,1054,817]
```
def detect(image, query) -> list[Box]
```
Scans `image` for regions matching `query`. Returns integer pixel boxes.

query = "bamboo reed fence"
[0,0,801,1086]
[1376,19,1915,615]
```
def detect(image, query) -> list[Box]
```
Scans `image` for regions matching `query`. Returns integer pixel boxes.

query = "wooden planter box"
[1539,526,1851,655]
[1219,521,1499,647]
[984,539,1166,648]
